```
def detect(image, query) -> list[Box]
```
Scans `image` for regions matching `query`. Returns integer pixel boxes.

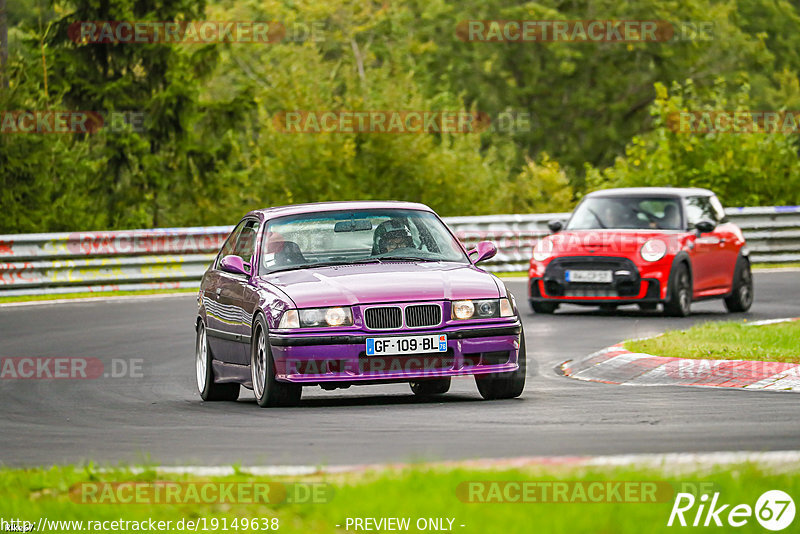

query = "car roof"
[585,187,714,199]
[245,200,435,220]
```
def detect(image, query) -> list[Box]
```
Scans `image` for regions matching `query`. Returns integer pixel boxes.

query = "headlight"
[452,298,515,320]
[533,237,554,262]
[640,239,667,262]
[279,307,353,328]
[452,300,475,320]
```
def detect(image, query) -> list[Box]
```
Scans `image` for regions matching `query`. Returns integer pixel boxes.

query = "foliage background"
[3,0,800,232]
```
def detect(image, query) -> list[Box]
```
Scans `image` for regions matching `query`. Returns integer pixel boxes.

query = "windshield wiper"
[266,257,383,274]
[585,208,607,229]
[380,256,438,262]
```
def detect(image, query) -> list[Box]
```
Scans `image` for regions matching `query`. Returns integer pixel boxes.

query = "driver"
[375,220,414,253]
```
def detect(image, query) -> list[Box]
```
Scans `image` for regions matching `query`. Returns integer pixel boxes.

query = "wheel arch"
[667,251,693,296]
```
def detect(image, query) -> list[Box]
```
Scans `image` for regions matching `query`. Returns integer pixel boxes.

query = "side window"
[215,220,247,269]
[685,196,716,229]
[233,220,261,265]
[709,195,728,223]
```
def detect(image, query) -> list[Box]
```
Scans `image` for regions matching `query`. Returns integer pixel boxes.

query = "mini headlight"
[452,300,475,320]
[278,309,299,329]
[640,239,667,262]
[533,237,554,262]
[298,307,353,327]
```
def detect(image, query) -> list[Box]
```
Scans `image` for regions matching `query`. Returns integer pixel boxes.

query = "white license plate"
[366,334,448,356]
[566,270,613,283]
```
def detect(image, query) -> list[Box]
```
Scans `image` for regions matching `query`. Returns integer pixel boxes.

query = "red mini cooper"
[528,187,753,316]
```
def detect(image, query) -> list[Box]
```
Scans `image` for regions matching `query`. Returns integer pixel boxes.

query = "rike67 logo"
[668,490,795,530]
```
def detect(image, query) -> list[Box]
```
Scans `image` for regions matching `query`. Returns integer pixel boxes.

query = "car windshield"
[259,208,469,274]
[566,196,684,231]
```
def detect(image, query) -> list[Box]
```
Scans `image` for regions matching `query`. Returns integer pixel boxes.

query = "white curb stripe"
[116,450,800,477]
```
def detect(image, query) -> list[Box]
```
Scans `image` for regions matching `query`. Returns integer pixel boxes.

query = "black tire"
[638,303,658,312]
[475,328,526,400]
[251,315,302,408]
[196,322,240,401]
[409,378,451,396]
[530,301,558,314]
[724,256,754,312]
[664,263,692,317]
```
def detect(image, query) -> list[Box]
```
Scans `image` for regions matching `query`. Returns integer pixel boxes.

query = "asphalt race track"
[1,270,799,467]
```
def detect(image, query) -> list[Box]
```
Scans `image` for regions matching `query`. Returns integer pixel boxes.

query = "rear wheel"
[530,301,558,314]
[196,322,239,401]
[475,329,526,400]
[664,263,692,317]
[409,378,451,396]
[724,256,754,312]
[251,316,302,408]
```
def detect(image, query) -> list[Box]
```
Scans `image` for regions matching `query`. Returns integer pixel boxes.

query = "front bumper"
[268,322,522,383]
[529,255,666,305]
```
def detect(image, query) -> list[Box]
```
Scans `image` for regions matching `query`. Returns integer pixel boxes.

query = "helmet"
[374,220,413,253]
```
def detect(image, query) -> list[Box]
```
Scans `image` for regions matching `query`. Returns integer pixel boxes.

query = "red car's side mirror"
[219,255,252,276]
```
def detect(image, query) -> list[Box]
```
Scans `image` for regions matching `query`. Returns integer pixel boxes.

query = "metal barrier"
[1,207,798,296]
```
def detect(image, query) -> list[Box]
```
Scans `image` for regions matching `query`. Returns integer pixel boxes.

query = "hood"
[259,262,501,308]
[543,229,682,256]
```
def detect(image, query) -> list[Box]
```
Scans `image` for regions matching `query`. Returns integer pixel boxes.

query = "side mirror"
[695,220,716,234]
[547,219,564,233]
[219,254,251,276]
[468,240,497,264]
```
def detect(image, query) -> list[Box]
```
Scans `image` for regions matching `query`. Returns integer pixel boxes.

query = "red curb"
[562,318,800,392]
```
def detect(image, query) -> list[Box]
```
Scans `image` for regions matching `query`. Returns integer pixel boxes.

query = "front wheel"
[724,256,754,312]
[251,315,302,408]
[196,322,239,401]
[530,301,558,314]
[664,263,692,317]
[475,329,526,400]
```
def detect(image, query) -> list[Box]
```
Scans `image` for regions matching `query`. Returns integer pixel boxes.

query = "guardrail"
[1,207,798,296]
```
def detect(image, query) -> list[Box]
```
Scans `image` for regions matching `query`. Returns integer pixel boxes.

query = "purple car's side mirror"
[219,255,252,276]
[469,241,497,264]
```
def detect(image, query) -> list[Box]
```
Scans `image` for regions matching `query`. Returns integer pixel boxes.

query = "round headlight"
[640,239,667,262]
[325,307,348,326]
[533,237,554,262]
[452,300,475,320]
[476,300,497,317]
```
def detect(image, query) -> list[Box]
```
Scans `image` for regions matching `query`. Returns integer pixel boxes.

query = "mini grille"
[364,307,402,329]
[405,304,441,328]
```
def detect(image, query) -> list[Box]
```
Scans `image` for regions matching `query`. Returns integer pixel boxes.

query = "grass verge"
[1,462,798,533]
[626,320,800,363]
[0,288,197,304]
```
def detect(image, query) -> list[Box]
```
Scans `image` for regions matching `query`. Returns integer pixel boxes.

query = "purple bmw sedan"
[195,201,526,407]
